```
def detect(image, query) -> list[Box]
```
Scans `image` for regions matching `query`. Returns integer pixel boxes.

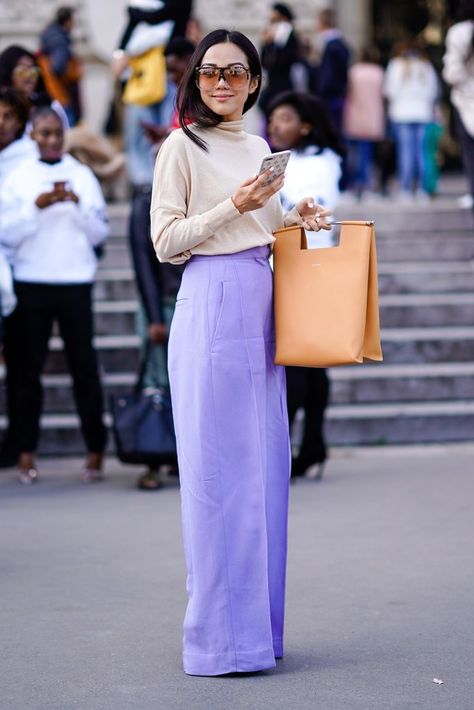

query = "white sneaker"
[398,191,414,204]
[415,191,431,204]
[457,193,473,209]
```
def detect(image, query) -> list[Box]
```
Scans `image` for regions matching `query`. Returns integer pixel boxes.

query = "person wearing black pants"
[0,107,109,484]
[286,367,330,479]
[13,282,106,457]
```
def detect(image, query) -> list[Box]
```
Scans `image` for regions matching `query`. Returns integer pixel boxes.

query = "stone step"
[2,399,473,454]
[326,400,474,445]
[375,238,474,262]
[378,261,474,294]
[100,245,131,269]
[335,205,473,232]
[329,362,474,404]
[100,235,474,269]
[380,326,474,364]
[39,373,136,413]
[94,268,137,301]
[89,293,474,335]
[95,261,474,300]
[9,362,473,414]
[36,326,474,374]
[44,335,141,373]
[108,201,473,236]
[379,293,474,328]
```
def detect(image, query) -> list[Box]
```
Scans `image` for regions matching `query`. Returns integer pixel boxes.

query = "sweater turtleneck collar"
[215,119,244,134]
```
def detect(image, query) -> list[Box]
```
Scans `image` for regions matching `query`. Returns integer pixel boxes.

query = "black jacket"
[316,37,351,100]
[259,30,301,112]
[119,0,193,50]
[129,190,183,325]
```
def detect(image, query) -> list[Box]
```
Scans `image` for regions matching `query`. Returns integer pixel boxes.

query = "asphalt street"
[1,444,473,710]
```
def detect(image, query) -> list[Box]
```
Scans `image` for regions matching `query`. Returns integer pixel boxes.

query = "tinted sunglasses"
[13,65,40,78]
[195,64,251,90]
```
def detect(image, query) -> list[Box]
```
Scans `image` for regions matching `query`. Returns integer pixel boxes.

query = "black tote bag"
[109,345,177,466]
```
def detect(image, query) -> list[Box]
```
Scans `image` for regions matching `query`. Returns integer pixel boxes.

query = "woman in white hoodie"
[443,1,474,217]
[0,107,109,485]
[0,88,37,468]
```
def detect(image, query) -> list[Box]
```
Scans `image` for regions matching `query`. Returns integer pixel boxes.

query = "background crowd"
[0,1,473,487]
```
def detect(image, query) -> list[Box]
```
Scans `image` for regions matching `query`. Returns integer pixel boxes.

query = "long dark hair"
[266,90,346,158]
[0,45,50,105]
[0,87,30,139]
[177,29,262,151]
[456,0,474,20]
[456,0,474,53]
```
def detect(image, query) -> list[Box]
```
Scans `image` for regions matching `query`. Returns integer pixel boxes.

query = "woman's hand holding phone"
[35,186,79,209]
[232,169,285,214]
[231,151,290,213]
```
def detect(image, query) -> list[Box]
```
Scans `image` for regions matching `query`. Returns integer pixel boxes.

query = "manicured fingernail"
[308,200,314,208]
[269,166,275,172]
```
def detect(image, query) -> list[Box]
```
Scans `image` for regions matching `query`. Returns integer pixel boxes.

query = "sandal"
[79,467,104,484]
[137,469,162,490]
[17,468,39,485]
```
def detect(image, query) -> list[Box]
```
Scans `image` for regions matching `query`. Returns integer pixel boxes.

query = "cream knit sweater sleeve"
[150,130,243,264]
[150,126,304,265]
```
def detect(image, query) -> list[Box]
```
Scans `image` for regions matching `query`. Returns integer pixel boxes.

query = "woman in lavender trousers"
[150,29,330,676]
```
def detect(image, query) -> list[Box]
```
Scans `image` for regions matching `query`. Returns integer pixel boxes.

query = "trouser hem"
[273,637,284,658]
[183,647,276,676]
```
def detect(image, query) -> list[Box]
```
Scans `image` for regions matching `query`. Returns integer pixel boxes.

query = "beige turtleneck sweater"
[150,119,302,264]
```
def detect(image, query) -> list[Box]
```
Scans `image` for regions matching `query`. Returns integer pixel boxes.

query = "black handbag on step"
[109,344,177,466]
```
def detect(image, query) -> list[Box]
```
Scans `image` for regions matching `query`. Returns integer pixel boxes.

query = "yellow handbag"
[123,46,167,107]
[273,221,383,367]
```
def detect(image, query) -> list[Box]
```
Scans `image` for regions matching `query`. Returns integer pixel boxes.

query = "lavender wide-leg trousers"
[168,246,291,676]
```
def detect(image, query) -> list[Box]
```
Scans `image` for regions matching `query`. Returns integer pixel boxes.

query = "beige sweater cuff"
[205,196,242,234]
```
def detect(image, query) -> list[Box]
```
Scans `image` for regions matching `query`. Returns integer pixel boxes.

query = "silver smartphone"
[258,150,291,185]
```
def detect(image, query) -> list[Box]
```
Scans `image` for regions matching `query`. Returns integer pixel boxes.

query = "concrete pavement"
[1,444,473,710]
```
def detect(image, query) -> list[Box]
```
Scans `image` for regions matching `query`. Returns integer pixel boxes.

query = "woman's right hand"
[35,192,57,209]
[232,170,285,214]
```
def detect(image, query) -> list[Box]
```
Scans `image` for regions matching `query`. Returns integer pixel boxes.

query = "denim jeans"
[347,139,375,191]
[392,122,427,193]
[124,82,177,187]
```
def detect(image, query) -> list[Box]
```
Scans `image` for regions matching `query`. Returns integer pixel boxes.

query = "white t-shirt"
[280,146,342,249]
[384,57,438,123]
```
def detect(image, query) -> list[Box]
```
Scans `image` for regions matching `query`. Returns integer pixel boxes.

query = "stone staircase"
[0,195,473,453]
[328,201,474,445]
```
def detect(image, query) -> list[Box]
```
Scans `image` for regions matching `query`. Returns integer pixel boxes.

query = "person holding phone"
[0,107,109,485]
[151,28,330,676]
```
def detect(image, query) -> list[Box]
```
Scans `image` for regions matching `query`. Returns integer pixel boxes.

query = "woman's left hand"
[295,198,332,231]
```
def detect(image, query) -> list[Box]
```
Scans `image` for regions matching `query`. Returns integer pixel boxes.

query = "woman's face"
[12,55,40,98]
[0,102,21,150]
[267,104,311,150]
[197,42,258,122]
[31,113,64,161]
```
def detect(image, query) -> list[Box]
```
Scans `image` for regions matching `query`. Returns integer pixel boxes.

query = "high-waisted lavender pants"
[168,246,291,676]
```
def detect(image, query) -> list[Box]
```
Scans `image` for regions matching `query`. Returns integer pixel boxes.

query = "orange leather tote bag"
[273,221,383,367]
